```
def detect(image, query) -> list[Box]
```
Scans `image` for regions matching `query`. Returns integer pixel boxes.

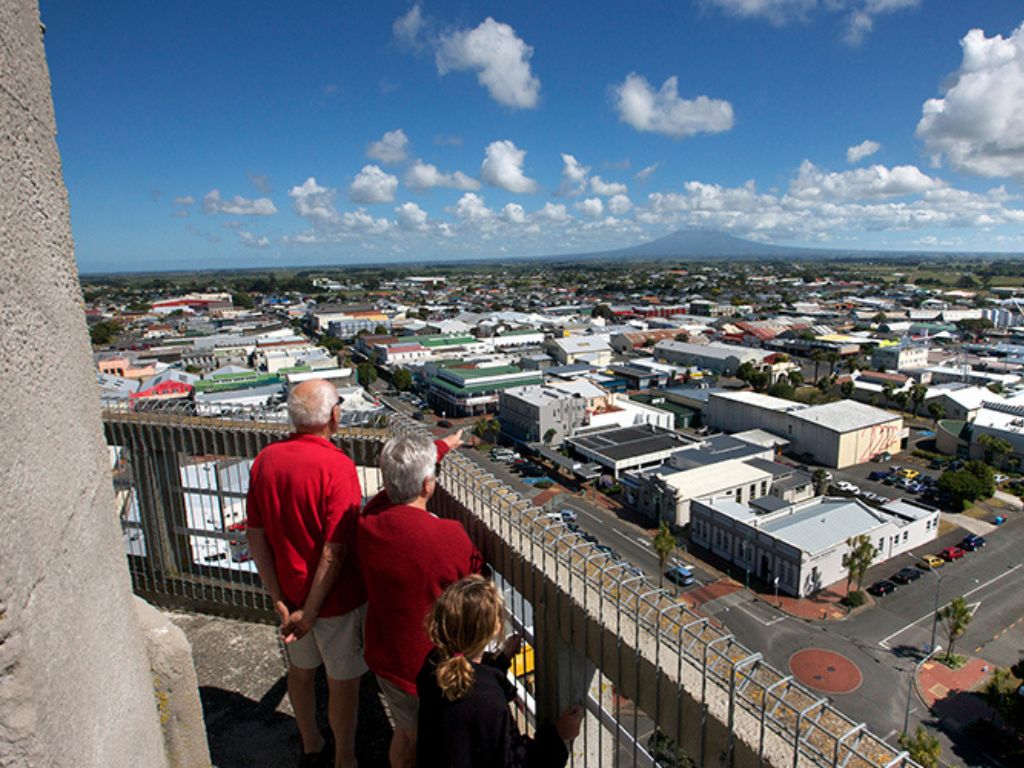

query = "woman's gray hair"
[287,380,337,431]
[380,433,437,505]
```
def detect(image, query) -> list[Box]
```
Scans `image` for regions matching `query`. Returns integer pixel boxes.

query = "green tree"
[839,379,855,398]
[787,369,804,387]
[89,320,122,346]
[653,521,676,588]
[374,324,388,335]
[897,726,941,768]
[392,367,413,392]
[937,595,973,660]
[927,401,945,424]
[977,433,1012,468]
[841,534,878,594]
[543,427,557,444]
[910,383,928,416]
[231,291,255,309]
[812,469,830,495]
[982,665,1024,733]
[356,362,378,388]
[591,303,615,321]
[810,349,824,382]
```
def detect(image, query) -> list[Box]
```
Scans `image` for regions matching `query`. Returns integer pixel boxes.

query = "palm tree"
[841,534,878,594]
[653,521,676,588]
[938,596,973,660]
[910,383,928,416]
[810,349,824,383]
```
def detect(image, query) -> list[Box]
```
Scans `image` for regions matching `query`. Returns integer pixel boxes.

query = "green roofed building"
[425,361,542,417]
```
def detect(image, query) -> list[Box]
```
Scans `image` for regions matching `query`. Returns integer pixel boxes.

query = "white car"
[836,481,860,494]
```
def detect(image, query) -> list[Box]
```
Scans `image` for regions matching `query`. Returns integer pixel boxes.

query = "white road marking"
[878,563,1022,649]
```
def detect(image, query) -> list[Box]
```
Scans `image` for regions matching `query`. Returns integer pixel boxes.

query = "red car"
[940,546,966,561]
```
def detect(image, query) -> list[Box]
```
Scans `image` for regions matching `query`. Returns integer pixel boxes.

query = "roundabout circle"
[788,648,862,695]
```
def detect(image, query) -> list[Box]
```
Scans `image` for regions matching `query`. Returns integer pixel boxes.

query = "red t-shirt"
[246,433,366,617]
[357,440,483,694]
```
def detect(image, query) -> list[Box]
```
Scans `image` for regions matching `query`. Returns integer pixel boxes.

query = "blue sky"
[40,1,1024,273]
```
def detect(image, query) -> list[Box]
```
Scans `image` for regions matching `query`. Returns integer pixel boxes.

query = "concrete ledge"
[135,599,212,768]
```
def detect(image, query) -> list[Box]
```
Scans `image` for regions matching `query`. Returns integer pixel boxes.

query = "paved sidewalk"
[918,655,993,708]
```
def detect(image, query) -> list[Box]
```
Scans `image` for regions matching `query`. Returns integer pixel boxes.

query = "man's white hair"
[380,433,436,505]
[287,380,337,431]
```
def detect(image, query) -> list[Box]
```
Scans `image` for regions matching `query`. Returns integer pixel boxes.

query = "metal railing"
[102,405,918,768]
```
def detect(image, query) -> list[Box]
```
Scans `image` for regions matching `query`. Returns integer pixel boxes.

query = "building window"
[878,537,884,552]
[902,531,908,542]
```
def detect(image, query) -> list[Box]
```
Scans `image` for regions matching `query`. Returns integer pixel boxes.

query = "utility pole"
[904,645,941,735]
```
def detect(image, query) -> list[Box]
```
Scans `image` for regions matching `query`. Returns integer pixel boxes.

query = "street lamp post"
[925,563,946,653]
[903,645,941,735]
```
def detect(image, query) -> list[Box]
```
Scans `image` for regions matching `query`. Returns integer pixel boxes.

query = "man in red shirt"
[358,430,483,768]
[246,379,366,768]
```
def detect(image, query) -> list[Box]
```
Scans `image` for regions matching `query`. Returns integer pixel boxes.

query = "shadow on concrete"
[927,690,1018,768]
[200,670,392,768]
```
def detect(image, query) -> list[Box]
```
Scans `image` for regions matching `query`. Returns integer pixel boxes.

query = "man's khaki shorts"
[376,676,419,732]
[286,603,368,681]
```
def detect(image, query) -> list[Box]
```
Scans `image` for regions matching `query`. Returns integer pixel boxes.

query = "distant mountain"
[548,228,831,262]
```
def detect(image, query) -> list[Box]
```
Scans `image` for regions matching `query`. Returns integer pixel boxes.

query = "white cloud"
[501,203,527,224]
[589,175,628,196]
[395,202,429,231]
[349,165,399,204]
[202,189,277,216]
[367,129,409,165]
[844,0,920,46]
[613,73,734,139]
[608,194,633,215]
[453,192,493,221]
[405,160,480,190]
[238,230,270,248]
[916,22,1024,181]
[340,209,391,234]
[480,140,539,193]
[288,177,340,225]
[558,153,590,196]
[577,197,604,218]
[248,172,271,193]
[847,140,881,164]
[173,195,195,206]
[705,0,919,44]
[633,164,1024,242]
[393,4,424,47]
[704,0,815,26]
[436,18,540,109]
[634,164,659,183]
[790,160,941,201]
[537,202,570,222]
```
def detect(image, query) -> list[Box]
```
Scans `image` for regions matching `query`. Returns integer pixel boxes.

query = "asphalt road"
[381,399,1023,763]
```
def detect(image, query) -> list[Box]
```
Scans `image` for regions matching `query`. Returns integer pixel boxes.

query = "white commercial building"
[690,496,939,597]
[706,391,904,468]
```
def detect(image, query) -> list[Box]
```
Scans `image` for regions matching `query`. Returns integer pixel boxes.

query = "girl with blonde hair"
[415,575,582,767]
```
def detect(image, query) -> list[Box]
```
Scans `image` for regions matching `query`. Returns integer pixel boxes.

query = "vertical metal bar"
[793,698,827,768]
[832,723,864,768]
[700,635,734,768]
[728,653,762,768]
[759,675,792,767]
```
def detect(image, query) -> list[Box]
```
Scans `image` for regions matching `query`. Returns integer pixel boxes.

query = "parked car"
[940,546,966,561]
[872,451,893,462]
[868,470,890,481]
[960,534,987,551]
[898,468,920,480]
[437,419,453,428]
[867,580,898,597]
[891,567,923,585]
[558,508,577,523]
[994,474,1009,484]
[836,481,860,494]
[918,554,945,570]
[665,564,696,586]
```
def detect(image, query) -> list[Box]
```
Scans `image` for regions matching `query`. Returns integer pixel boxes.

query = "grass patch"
[937,518,961,536]
[939,653,968,670]
[841,590,866,608]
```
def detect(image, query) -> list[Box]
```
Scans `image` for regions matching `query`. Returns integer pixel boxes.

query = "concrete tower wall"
[0,3,169,765]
